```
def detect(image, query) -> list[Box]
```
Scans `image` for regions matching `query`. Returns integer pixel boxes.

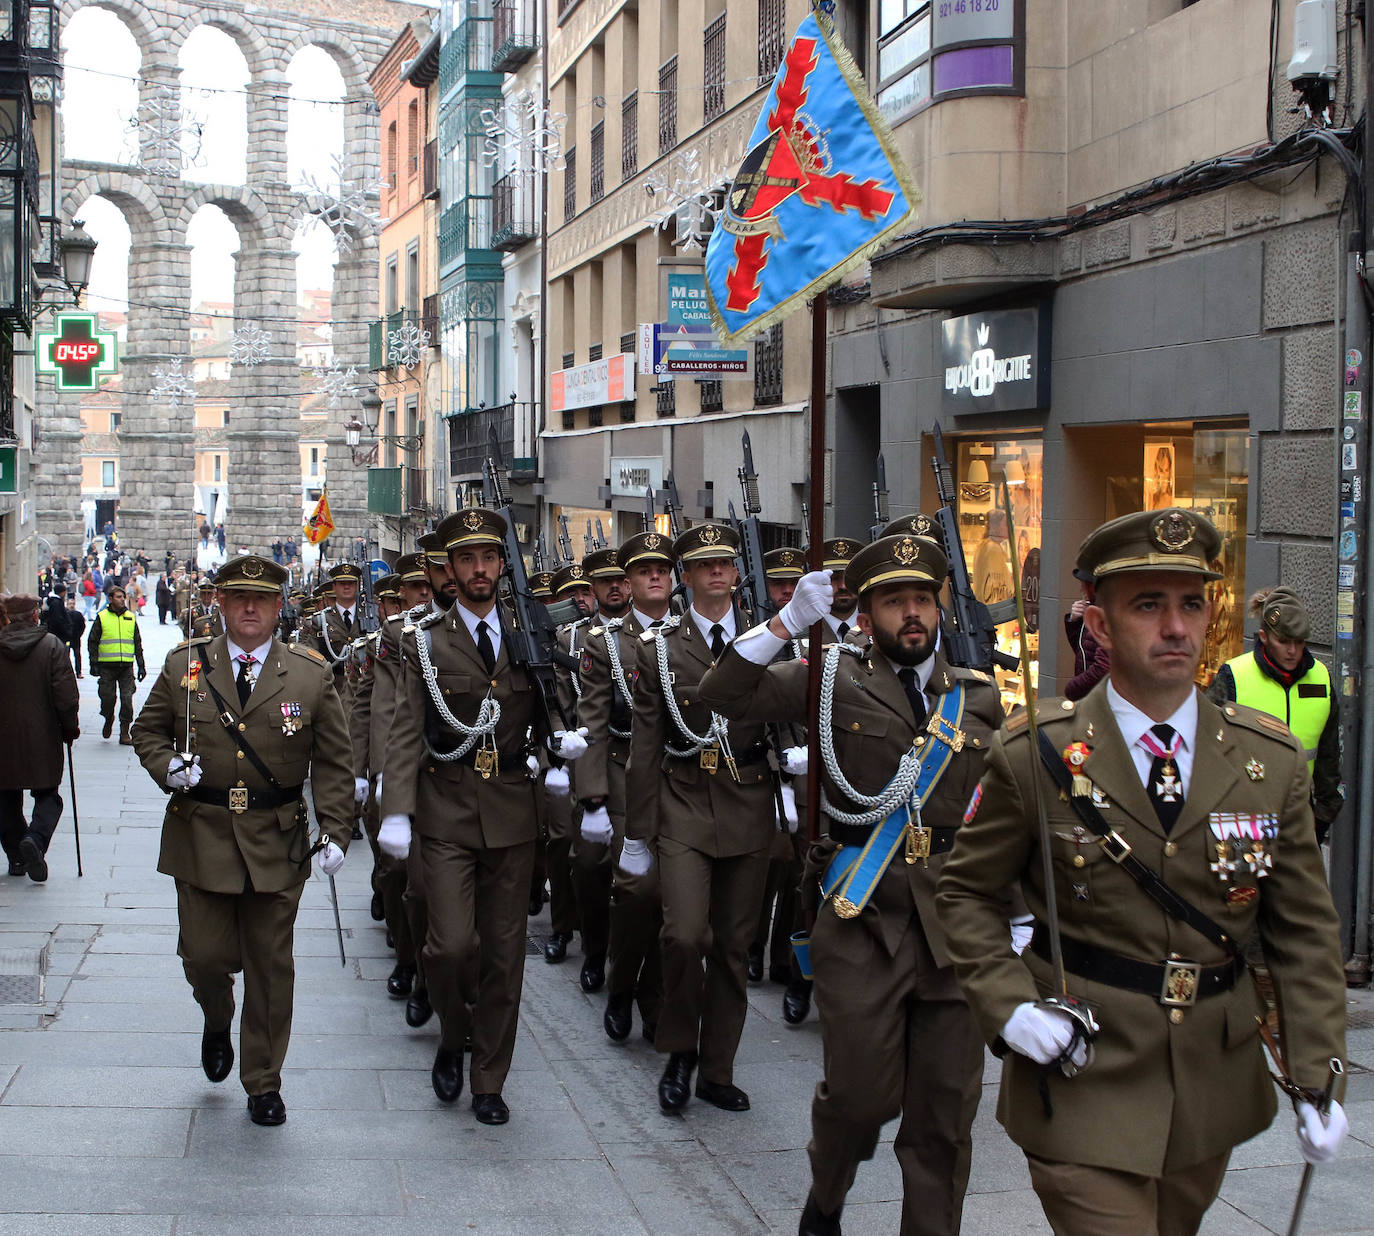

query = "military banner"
[303,487,335,545]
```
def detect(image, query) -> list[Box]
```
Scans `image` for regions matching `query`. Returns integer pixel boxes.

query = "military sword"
[1287,1058,1343,1236]
[328,870,346,967]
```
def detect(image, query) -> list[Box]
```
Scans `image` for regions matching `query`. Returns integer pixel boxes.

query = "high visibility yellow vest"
[1224,651,1331,776]
[96,608,137,664]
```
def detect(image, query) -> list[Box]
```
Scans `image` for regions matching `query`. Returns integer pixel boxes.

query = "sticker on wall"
[1337,592,1355,616]
[1339,564,1356,588]
[1337,614,1355,635]
[1347,367,1360,387]
[1340,529,1358,561]
[1343,443,1358,470]
[1345,391,1362,419]
[1347,348,1362,367]
[1346,425,1357,440]
[1342,501,1356,519]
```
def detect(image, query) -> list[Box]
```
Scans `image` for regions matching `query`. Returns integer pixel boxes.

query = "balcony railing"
[655,382,676,417]
[449,403,518,480]
[405,465,427,511]
[492,0,539,71]
[493,171,539,250]
[368,312,431,372]
[563,146,576,223]
[754,323,783,406]
[704,15,726,123]
[589,121,604,204]
[621,92,638,180]
[699,379,723,413]
[423,139,439,200]
[658,57,677,155]
[758,0,786,82]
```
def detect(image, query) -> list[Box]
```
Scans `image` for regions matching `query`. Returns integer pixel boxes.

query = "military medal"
[1062,742,1092,797]
[1209,813,1278,879]
[1226,885,1259,907]
[1245,758,1265,782]
[180,660,201,691]
[1154,764,1182,803]
[281,701,302,736]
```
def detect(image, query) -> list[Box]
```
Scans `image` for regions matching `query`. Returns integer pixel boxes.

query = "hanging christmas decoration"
[311,363,360,408]
[644,148,721,253]
[298,155,388,255]
[387,321,431,370]
[228,324,272,368]
[150,358,196,408]
[126,84,207,180]
[480,90,567,172]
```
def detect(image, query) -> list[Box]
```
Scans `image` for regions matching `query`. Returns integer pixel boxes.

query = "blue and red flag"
[704,10,919,342]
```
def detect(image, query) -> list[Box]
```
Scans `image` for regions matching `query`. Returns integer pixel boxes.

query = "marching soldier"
[130,555,353,1126]
[820,538,861,641]
[379,509,588,1124]
[173,570,192,621]
[701,535,1003,1235]
[531,570,556,602]
[937,509,1350,1235]
[621,523,775,1114]
[581,531,673,1044]
[311,563,366,685]
[181,579,219,638]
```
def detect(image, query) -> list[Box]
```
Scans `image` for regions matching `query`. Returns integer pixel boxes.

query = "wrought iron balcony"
[492,172,538,251]
[492,0,539,71]
[449,402,519,481]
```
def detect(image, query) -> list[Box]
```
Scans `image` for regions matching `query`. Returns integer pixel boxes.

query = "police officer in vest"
[1207,586,1342,843]
[87,582,146,744]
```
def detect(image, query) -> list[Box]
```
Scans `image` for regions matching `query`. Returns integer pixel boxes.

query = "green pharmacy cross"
[36,313,119,391]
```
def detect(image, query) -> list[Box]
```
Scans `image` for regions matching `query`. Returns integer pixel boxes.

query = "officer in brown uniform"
[311,564,364,680]
[181,580,219,637]
[582,531,674,1043]
[622,523,775,1114]
[701,534,1003,1236]
[379,509,588,1124]
[937,508,1350,1235]
[130,554,354,1126]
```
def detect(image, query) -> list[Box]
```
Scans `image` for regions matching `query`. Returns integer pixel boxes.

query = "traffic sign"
[35,312,118,391]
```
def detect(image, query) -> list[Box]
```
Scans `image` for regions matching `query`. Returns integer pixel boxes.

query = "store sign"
[638,323,753,380]
[941,306,1050,415]
[551,353,635,413]
[35,312,119,391]
[610,455,664,498]
[933,1,1015,50]
[665,271,711,331]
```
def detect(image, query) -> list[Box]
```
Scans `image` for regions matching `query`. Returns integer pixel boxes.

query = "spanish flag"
[304,487,335,545]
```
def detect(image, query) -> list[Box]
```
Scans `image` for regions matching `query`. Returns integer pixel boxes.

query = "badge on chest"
[281,701,302,735]
[1208,813,1277,882]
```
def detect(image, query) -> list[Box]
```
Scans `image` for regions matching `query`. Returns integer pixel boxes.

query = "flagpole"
[805,290,827,859]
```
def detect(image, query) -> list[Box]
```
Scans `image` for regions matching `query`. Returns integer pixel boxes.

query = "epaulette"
[952,666,995,685]
[418,610,446,629]
[172,636,211,653]
[833,641,863,658]
[588,626,603,637]
[289,644,327,664]
[386,613,404,625]
[1002,698,1077,735]
[1220,701,1304,746]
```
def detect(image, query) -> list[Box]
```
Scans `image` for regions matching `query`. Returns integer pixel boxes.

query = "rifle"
[583,521,595,556]
[533,533,549,573]
[930,422,1018,672]
[734,431,773,623]
[556,514,575,566]
[643,486,655,532]
[483,428,577,737]
[595,518,608,550]
[664,471,685,539]
[870,452,889,540]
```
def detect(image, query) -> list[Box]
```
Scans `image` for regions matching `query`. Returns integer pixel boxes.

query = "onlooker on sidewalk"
[0,593,79,882]
[87,583,146,745]
[41,583,69,641]
[63,595,86,678]
[79,570,98,619]
[155,573,173,624]
[1063,568,1110,701]
[1207,585,1343,843]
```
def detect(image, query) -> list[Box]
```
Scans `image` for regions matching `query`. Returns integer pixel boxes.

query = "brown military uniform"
[130,633,353,1096]
[540,618,588,942]
[190,608,225,640]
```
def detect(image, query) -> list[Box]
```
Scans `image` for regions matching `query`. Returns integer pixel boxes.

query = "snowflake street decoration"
[387,321,431,370]
[126,84,207,180]
[644,148,721,253]
[299,156,388,255]
[312,364,360,409]
[229,324,272,368]
[480,91,567,172]
[151,359,196,408]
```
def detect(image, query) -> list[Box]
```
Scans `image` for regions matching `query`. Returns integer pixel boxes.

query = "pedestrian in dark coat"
[156,574,173,625]
[0,594,80,881]
[63,597,86,677]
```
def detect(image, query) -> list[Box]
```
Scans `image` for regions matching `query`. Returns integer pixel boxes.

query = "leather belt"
[187,784,303,814]
[448,745,531,773]
[829,821,958,853]
[1030,925,1245,1007]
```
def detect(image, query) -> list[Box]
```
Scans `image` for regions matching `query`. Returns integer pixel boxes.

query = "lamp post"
[59,222,97,306]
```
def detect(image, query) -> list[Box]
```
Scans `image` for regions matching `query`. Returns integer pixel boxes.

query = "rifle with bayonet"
[870,452,889,540]
[930,422,1018,672]
[533,532,549,574]
[735,430,774,624]
[583,521,595,556]
[595,518,608,550]
[556,514,575,566]
[643,486,656,532]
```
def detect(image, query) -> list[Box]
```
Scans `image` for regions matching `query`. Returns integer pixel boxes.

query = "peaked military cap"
[846,534,947,596]
[763,547,805,580]
[328,562,363,582]
[817,537,861,573]
[530,570,556,600]
[216,555,289,594]
[582,548,625,579]
[374,573,401,600]
[438,507,507,552]
[620,530,675,569]
[395,552,427,582]
[1256,585,1310,642]
[1076,507,1223,582]
[551,562,591,596]
[197,578,216,593]
[881,513,944,552]
[416,531,448,565]
[674,522,739,563]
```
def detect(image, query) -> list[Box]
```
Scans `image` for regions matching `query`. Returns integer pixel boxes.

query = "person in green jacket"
[87,584,146,744]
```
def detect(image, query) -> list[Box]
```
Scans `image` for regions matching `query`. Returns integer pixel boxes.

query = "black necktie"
[235,655,256,709]
[476,619,496,673]
[709,623,726,659]
[838,621,850,641]
[1143,723,1184,832]
[344,609,354,634]
[897,667,927,731]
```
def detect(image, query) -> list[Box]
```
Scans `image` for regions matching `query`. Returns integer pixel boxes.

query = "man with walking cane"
[937,508,1350,1235]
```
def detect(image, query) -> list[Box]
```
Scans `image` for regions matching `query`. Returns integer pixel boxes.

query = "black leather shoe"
[696,1078,750,1111]
[472,1092,509,1125]
[200,1028,233,1083]
[19,836,47,883]
[528,887,546,917]
[386,963,415,998]
[431,1047,462,1103]
[543,931,572,963]
[746,946,764,982]
[658,1051,697,1113]
[6,856,24,877]
[579,954,606,993]
[246,1091,286,1126]
[782,979,813,1025]
[642,1020,657,1046]
[768,964,791,984]
[603,992,632,1042]
[798,1190,843,1235]
[370,890,385,921]
[351,823,364,841]
[406,987,433,1027]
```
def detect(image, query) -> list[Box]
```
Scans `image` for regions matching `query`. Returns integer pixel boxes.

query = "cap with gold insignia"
[216,554,289,594]
[197,578,216,594]
[416,531,448,566]
[1255,585,1310,642]
[818,537,860,573]
[674,522,739,563]
[845,534,947,596]
[299,596,318,617]
[531,570,556,600]
[881,513,944,552]
[318,578,337,598]
[374,574,401,600]
[764,547,805,580]
[328,562,363,582]
[438,507,507,552]
[551,562,591,596]
[288,589,305,604]
[620,530,675,569]
[395,552,427,583]
[1076,507,1223,582]
[583,548,625,579]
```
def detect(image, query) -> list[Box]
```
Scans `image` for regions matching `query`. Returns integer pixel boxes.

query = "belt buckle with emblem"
[904,820,931,867]
[228,784,249,814]
[474,746,498,780]
[926,712,965,753]
[699,746,719,773]
[1160,957,1201,1006]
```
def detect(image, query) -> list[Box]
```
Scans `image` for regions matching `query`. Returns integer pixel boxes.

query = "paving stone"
[603,1141,767,1234]
[0,1104,192,1157]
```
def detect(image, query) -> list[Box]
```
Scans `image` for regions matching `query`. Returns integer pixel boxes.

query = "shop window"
[877,0,931,123]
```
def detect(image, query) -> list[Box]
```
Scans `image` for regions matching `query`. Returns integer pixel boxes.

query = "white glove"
[549,727,590,760]
[618,838,653,877]
[581,804,613,844]
[378,814,412,859]
[375,773,383,800]
[166,754,202,790]
[781,745,808,776]
[1296,1099,1349,1165]
[778,570,835,636]
[545,766,571,797]
[779,784,799,834]
[353,777,370,804]
[1010,920,1034,955]
[1001,1001,1088,1067]
[315,840,345,877]
[526,753,540,776]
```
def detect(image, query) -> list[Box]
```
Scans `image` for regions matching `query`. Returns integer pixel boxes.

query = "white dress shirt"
[1105,678,1198,795]
[454,600,502,664]
[335,604,355,629]
[226,636,273,697]
[632,607,668,631]
[689,605,736,646]
[825,609,858,640]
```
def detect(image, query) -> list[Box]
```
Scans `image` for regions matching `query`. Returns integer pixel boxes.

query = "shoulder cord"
[415,626,501,762]
[316,609,343,662]
[816,642,923,827]
[654,617,729,759]
[600,617,633,739]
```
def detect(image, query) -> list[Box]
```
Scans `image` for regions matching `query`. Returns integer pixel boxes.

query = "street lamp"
[59,221,97,304]
[346,390,382,466]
